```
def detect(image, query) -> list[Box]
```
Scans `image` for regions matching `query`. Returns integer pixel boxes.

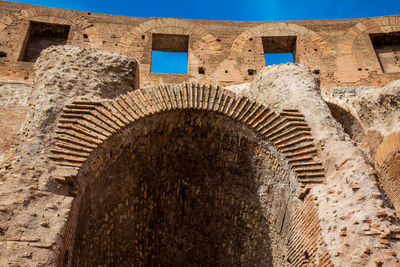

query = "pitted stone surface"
[23,45,136,142]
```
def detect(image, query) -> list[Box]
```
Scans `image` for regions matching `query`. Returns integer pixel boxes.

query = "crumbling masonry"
[0,1,400,266]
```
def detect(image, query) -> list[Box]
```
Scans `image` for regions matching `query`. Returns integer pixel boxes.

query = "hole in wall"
[264,53,294,65]
[198,67,205,74]
[0,51,7,58]
[151,33,189,74]
[83,34,88,39]
[248,69,256,75]
[262,36,297,66]
[370,31,400,73]
[19,21,70,62]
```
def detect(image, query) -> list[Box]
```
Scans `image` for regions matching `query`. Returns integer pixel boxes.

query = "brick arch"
[51,83,334,266]
[118,18,222,53]
[375,132,400,168]
[231,22,334,57]
[0,7,92,30]
[0,6,101,45]
[375,132,400,214]
[51,83,324,184]
[342,16,400,55]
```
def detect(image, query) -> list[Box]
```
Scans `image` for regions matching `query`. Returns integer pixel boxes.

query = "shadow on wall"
[59,110,301,266]
[326,102,365,142]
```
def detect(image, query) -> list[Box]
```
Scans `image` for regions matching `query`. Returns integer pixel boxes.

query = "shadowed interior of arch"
[60,110,300,266]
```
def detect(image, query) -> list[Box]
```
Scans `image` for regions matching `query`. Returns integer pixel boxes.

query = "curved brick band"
[231,22,334,58]
[118,18,222,53]
[0,6,101,52]
[0,6,93,30]
[375,132,400,168]
[50,83,325,184]
[343,17,400,53]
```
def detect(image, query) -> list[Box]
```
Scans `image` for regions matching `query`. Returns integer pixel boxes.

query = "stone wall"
[0,2,400,266]
[0,1,400,90]
[0,46,339,266]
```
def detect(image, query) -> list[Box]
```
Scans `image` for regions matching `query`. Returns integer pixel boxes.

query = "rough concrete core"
[23,45,136,142]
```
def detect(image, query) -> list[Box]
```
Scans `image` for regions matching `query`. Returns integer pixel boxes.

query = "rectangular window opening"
[151,33,189,74]
[19,21,70,62]
[262,36,296,66]
[370,32,400,73]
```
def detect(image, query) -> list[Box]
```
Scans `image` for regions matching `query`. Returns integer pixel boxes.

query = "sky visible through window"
[151,51,188,74]
[264,53,294,66]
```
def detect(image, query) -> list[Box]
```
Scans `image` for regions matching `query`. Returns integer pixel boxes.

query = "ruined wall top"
[0,0,400,90]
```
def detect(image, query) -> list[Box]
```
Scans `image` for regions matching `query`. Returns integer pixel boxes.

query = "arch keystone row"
[0,7,94,31]
[50,83,325,184]
[231,22,335,58]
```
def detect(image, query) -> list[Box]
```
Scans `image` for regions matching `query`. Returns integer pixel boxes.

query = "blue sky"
[9,0,400,21]
[9,0,400,73]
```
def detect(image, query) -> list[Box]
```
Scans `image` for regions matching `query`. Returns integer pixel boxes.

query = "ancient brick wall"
[1,1,400,168]
[1,2,400,266]
[375,132,400,213]
[0,80,31,162]
[0,1,400,89]
[379,153,400,212]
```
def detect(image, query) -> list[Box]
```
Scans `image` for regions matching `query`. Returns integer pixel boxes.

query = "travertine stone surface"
[23,45,136,142]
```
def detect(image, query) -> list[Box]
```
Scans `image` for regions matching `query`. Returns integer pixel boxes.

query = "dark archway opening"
[62,110,297,266]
